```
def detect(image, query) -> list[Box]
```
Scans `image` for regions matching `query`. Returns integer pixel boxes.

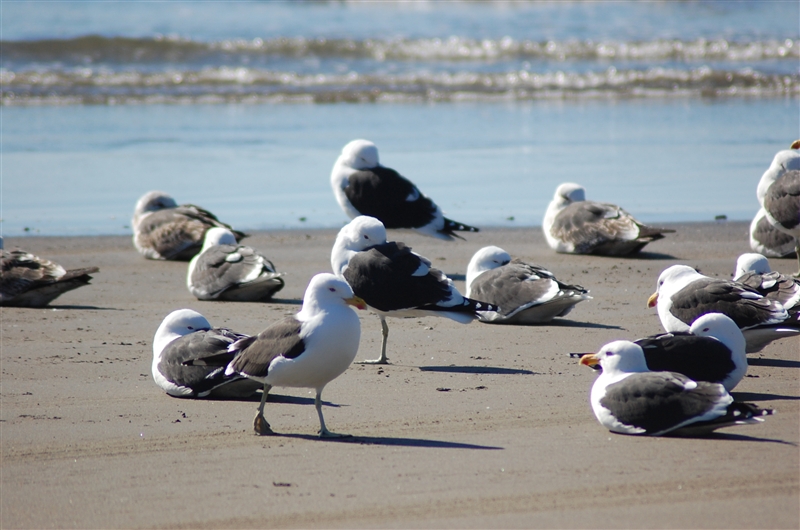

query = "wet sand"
[1,223,798,529]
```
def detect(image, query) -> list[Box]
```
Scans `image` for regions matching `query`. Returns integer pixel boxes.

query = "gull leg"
[357,316,390,364]
[253,382,274,436]
[316,389,351,438]
[794,241,800,278]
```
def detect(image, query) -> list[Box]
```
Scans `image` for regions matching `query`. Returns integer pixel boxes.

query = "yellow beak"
[579,353,600,367]
[790,139,800,150]
[345,296,368,310]
[646,292,658,308]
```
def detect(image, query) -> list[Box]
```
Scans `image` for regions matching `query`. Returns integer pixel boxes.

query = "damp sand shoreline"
[2,223,798,529]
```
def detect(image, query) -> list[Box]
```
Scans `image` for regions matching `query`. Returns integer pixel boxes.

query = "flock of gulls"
[3,139,800,439]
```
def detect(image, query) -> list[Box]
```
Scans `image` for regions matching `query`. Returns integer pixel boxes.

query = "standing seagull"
[757,140,800,276]
[579,340,773,436]
[1,244,98,307]
[465,245,591,324]
[330,139,479,240]
[219,274,366,437]
[647,264,799,353]
[331,216,496,364]
[132,190,247,261]
[733,253,800,311]
[152,309,261,398]
[543,182,674,255]
[749,208,797,259]
[187,227,285,302]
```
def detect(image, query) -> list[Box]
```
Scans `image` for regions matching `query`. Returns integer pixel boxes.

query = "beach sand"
[1,223,798,529]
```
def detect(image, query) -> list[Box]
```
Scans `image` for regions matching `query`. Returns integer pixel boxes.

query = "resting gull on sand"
[647,264,800,353]
[331,139,478,240]
[749,208,797,259]
[331,216,496,364]
[187,227,284,302]
[542,182,674,256]
[152,309,261,398]
[579,340,773,436]
[132,190,247,261]
[190,273,366,437]
[733,253,800,312]
[465,245,591,324]
[1,241,99,307]
[756,140,800,276]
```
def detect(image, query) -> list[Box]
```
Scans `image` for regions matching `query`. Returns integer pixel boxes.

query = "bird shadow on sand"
[699,432,797,446]
[46,304,123,311]
[730,391,800,402]
[276,432,503,450]
[746,358,800,369]
[419,365,536,375]
[206,393,341,407]
[265,298,303,306]
[539,319,625,330]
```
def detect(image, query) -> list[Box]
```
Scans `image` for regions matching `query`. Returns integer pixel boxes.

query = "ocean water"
[2,1,798,237]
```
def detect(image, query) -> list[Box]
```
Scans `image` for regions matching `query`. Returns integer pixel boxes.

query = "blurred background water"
[2,1,798,236]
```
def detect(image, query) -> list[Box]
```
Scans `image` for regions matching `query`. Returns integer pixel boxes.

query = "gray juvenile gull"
[734,253,800,312]
[647,264,799,353]
[465,245,591,324]
[756,140,800,276]
[1,243,98,307]
[579,340,773,436]
[152,309,261,398]
[543,182,674,256]
[749,208,797,259]
[187,227,285,302]
[132,190,247,261]
[195,274,366,437]
[330,139,478,240]
[331,216,496,364]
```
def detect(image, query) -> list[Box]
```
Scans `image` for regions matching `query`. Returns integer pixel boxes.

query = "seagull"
[756,140,800,276]
[734,253,800,312]
[647,264,799,353]
[1,244,98,307]
[187,227,285,302]
[331,216,496,364]
[465,245,591,324]
[152,309,261,398]
[749,208,797,259]
[210,273,366,437]
[132,190,247,261]
[542,182,675,255]
[330,139,479,240]
[579,340,773,436]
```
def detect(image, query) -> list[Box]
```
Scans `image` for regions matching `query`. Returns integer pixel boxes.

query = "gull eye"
[605,351,614,357]
[364,235,369,239]
[329,287,336,292]
[187,326,194,330]
[702,327,710,332]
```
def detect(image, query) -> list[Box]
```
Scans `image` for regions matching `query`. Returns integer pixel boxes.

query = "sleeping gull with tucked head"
[465,245,591,324]
[733,253,800,312]
[1,241,99,307]
[542,182,674,256]
[330,139,479,240]
[152,309,261,398]
[331,215,496,364]
[579,340,772,436]
[187,227,285,302]
[132,190,247,261]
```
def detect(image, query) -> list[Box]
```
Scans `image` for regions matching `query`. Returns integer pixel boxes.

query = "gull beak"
[646,292,658,308]
[345,296,368,310]
[579,353,601,367]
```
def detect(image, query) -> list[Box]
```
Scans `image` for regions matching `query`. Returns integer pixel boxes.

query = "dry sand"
[1,223,798,529]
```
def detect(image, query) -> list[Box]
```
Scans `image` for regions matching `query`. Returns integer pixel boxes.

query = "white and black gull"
[465,245,591,324]
[749,207,797,259]
[152,309,262,398]
[330,139,479,241]
[542,182,675,256]
[647,264,800,353]
[756,140,800,276]
[191,273,367,437]
[187,227,285,302]
[132,190,247,261]
[1,240,99,307]
[331,216,496,364]
[734,253,800,312]
[579,340,773,436]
